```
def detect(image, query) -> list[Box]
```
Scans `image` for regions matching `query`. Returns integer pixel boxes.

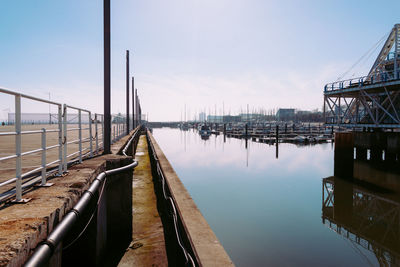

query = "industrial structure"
[324,24,400,129]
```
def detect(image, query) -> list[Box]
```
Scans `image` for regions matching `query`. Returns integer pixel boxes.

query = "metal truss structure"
[324,24,400,129]
[322,177,400,266]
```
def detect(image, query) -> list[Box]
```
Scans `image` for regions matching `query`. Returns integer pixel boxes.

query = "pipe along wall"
[24,129,142,267]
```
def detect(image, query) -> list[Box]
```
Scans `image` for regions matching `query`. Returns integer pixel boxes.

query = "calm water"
[153,128,399,266]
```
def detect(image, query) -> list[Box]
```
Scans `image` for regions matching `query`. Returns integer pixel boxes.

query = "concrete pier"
[0,131,137,267]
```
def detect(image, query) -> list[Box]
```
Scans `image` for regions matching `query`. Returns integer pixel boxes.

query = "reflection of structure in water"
[322,172,400,266]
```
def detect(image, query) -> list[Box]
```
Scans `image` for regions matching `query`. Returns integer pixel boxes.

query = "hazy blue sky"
[0,0,399,121]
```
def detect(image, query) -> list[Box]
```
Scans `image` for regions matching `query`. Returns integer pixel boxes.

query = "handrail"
[324,70,400,92]
[0,87,62,106]
[24,160,138,267]
[0,87,131,202]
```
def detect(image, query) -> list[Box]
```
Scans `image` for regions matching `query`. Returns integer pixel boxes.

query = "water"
[152,128,398,266]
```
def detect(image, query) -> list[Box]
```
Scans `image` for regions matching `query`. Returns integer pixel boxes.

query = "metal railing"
[324,70,400,92]
[0,87,131,202]
[111,114,127,143]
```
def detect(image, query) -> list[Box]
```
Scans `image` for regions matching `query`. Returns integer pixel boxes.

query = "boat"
[293,135,308,143]
[199,125,211,139]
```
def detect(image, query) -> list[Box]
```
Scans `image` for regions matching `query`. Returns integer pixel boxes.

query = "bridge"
[324,24,400,129]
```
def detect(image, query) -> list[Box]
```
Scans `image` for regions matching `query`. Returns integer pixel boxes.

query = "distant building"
[222,115,241,123]
[199,112,206,122]
[207,115,223,123]
[276,109,295,121]
[238,113,260,121]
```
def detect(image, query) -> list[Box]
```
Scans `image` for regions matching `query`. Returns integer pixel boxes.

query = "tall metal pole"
[126,50,130,134]
[132,76,136,129]
[103,0,111,154]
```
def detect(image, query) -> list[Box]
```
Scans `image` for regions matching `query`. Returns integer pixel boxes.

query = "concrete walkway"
[118,135,167,267]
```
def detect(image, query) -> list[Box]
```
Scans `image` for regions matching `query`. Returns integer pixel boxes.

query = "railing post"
[101,115,104,149]
[78,109,82,163]
[63,104,68,172]
[57,105,62,175]
[89,111,93,157]
[95,113,99,154]
[15,94,22,201]
[41,128,46,185]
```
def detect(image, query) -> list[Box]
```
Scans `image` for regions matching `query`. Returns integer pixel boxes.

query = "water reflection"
[154,128,387,266]
[323,161,400,266]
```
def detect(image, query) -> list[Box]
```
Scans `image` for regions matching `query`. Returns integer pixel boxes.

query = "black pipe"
[24,162,138,267]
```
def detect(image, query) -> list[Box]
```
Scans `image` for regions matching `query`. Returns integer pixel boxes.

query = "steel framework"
[324,24,400,129]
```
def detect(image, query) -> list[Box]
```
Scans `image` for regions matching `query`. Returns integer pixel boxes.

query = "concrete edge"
[147,131,234,267]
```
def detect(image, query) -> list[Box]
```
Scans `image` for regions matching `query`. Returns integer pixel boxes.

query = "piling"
[334,132,354,179]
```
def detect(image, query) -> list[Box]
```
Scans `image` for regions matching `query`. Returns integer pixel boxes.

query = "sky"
[0,0,399,121]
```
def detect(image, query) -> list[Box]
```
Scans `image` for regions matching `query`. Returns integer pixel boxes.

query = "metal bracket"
[11,198,32,204]
[35,183,54,188]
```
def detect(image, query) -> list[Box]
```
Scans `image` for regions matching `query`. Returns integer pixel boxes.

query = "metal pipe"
[41,128,46,185]
[58,105,63,175]
[89,112,93,157]
[0,87,62,106]
[63,104,68,172]
[95,114,99,154]
[15,94,22,201]
[103,0,111,154]
[78,110,82,163]
[24,161,137,267]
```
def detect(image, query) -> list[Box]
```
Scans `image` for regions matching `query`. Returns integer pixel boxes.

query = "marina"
[0,2,400,266]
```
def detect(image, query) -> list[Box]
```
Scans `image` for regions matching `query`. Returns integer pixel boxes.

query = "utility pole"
[126,50,130,134]
[103,0,111,154]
